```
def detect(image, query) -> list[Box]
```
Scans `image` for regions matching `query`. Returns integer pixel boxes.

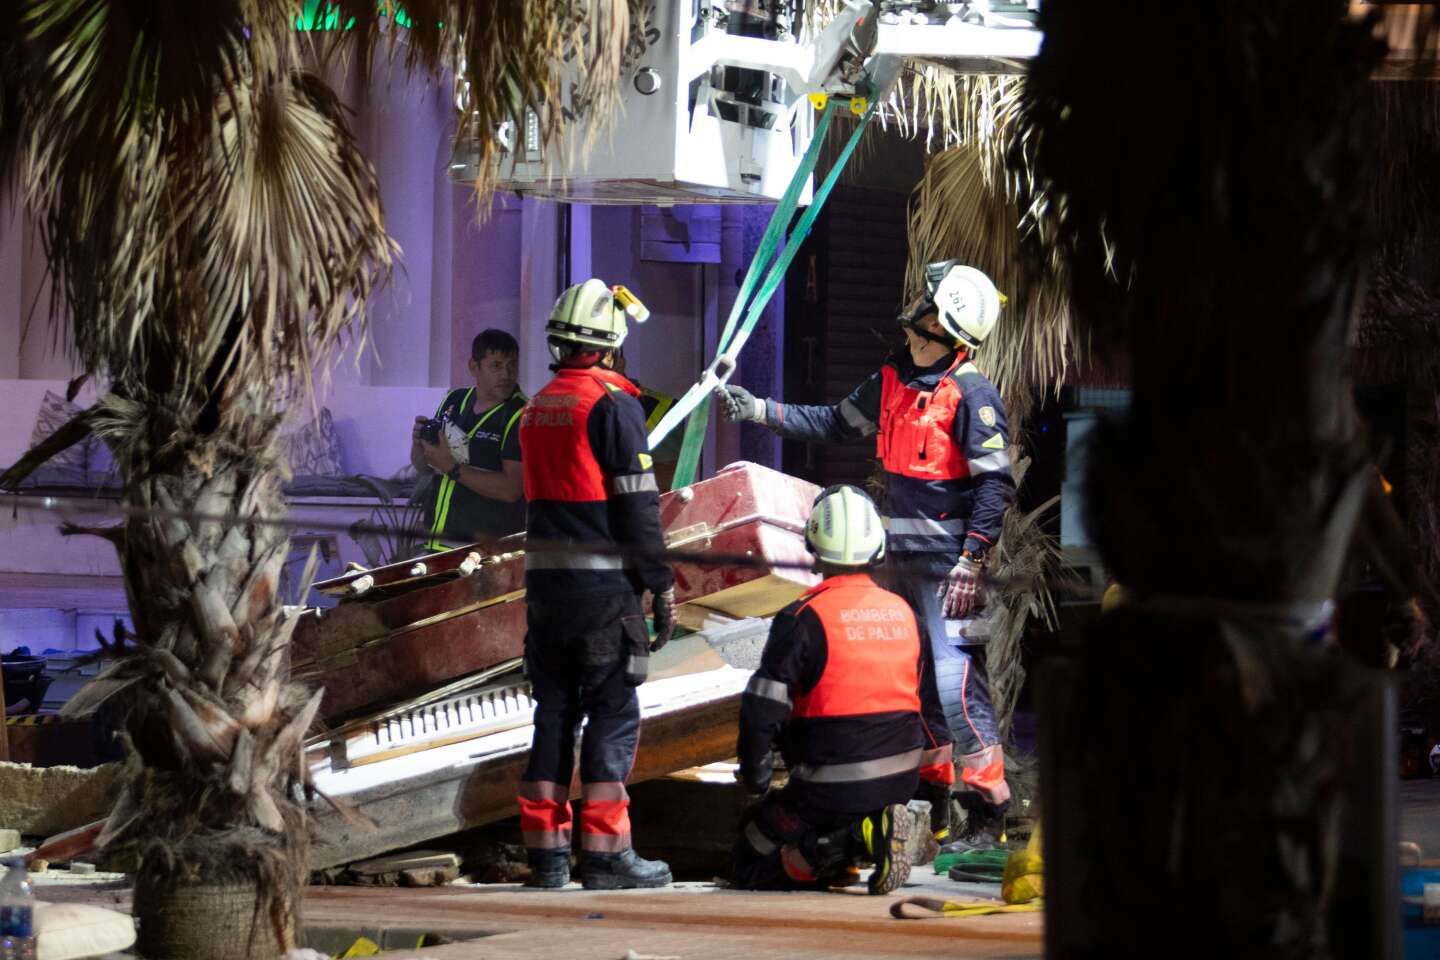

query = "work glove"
[938,556,983,619]
[739,757,774,805]
[650,587,676,653]
[715,384,768,424]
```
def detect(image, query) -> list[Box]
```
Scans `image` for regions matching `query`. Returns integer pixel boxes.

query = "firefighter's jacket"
[739,573,939,815]
[520,365,674,603]
[768,350,1014,557]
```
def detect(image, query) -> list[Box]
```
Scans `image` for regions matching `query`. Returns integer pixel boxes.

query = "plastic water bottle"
[0,858,36,960]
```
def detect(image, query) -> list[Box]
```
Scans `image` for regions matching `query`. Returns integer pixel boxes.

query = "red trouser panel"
[780,845,816,883]
[518,780,572,849]
[918,744,957,786]
[579,781,632,853]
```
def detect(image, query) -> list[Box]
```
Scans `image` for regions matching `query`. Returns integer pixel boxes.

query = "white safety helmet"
[546,278,648,356]
[925,261,1004,349]
[806,484,886,568]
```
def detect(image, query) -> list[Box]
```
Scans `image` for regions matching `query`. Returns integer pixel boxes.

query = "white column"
[364,65,449,387]
[568,204,592,285]
[517,197,561,396]
[428,128,455,388]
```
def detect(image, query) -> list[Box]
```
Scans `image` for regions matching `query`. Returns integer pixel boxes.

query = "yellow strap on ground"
[890,897,1044,920]
[1001,822,1044,904]
[338,935,382,957]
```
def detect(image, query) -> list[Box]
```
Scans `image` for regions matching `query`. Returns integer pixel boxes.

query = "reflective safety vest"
[791,573,923,722]
[425,388,526,551]
[780,573,926,797]
[877,353,971,482]
[521,367,639,503]
[738,572,929,812]
[520,366,646,600]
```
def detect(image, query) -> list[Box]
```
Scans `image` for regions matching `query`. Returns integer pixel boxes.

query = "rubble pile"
[297,463,820,871]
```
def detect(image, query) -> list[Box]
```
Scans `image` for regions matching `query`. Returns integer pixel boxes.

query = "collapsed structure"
[296,462,820,868]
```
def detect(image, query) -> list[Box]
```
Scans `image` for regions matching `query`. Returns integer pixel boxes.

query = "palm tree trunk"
[96,384,320,958]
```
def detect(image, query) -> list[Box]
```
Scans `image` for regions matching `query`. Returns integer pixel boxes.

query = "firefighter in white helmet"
[516,278,675,890]
[734,484,946,893]
[720,261,1015,853]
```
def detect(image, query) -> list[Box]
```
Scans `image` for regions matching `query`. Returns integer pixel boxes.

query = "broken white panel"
[310,666,751,799]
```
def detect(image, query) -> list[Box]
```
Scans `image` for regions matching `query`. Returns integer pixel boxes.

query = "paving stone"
[0,828,20,855]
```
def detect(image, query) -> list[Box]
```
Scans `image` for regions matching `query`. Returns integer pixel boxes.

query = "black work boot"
[855,803,912,895]
[806,826,860,889]
[579,848,673,890]
[938,796,1009,855]
[525,848,571,889]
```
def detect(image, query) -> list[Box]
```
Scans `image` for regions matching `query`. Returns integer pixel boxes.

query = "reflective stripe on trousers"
[524,551,626,571]
[744,820,777,856]
[788,746,923,784]
[579,780,632,853]
[518,779,572,849]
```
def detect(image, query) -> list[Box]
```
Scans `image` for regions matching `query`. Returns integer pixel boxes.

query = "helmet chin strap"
[897,296,957,350]
[902,319,958,350]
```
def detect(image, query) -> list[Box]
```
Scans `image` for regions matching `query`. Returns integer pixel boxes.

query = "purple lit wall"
[0,57,788,481]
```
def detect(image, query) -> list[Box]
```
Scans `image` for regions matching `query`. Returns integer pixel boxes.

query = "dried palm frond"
[1368,81,1440,258]
[19,3,393,405]
[802,4,1076,420]
[984,458,1061,741]
[903,139,1070,427]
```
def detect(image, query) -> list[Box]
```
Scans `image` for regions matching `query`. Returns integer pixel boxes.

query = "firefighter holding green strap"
[413,329,528,551]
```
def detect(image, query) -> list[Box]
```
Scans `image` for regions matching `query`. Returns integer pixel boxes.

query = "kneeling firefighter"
[719,262,1015,850]
[733,484,947,894]
[517,279,677,890]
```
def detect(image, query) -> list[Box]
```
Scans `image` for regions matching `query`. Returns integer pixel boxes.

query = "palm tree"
[0,2,640,956]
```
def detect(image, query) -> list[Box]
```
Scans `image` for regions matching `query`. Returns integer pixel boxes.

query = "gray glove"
[650,588,676,653]
[938,556,983,619]
[716,384,768,424]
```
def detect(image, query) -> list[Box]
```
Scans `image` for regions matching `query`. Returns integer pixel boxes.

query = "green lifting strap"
[656,106,839,484]
[669,100,879,490]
